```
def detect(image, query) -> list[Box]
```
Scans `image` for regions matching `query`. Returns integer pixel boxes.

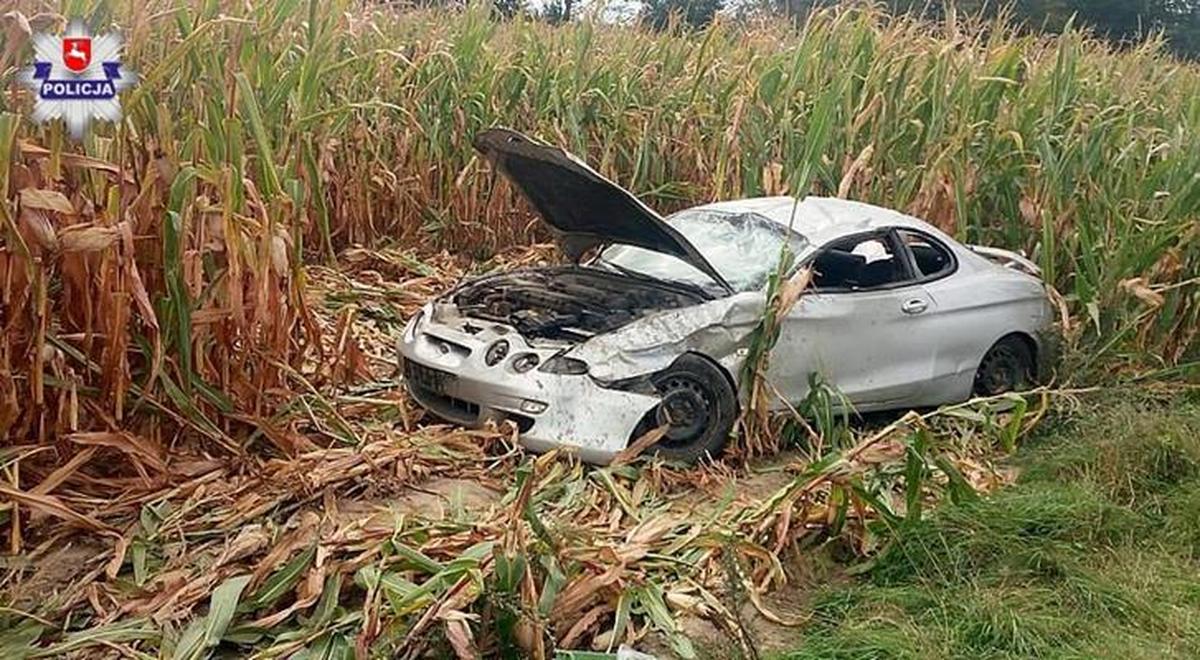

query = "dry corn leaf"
[762,162,787,196]
[20,188,76,215]
[1121,277,1165,308]
[249,564,326,628]
[215,525,272,569]
[18,208,57,250]
[250,511,322,587]
[837,144,874,199]
[30,446,98,495]
[68,431,168,473]
[0,484,114,533]
[443,611,480,660]
[271,231,289,277]
[107,534,129,579]
[1019,196,1043,228]
[59,224,121,252]
[610,425,668,467]
[777,267,813,318]
[559,604,607,649]
[551,566,623,626]
[19,140,125,177]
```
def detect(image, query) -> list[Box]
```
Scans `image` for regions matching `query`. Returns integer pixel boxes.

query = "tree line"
[481,0,1200,59]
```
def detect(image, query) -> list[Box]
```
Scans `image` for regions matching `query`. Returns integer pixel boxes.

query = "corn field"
[0,0,1197,656]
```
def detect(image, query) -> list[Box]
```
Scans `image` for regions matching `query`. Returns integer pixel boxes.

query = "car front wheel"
[635,354,737,464]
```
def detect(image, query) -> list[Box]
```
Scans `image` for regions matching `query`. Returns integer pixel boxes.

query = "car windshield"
[594,209,809,293]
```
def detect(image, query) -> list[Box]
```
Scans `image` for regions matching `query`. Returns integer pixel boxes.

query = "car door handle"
[901,298,928,315]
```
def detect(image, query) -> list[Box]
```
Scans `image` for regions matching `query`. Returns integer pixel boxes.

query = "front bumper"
[398,305,661,464]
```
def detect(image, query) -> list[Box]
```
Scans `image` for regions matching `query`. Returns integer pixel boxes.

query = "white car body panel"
[772,285,943,409]
[571,291,765,382]
[401,301,662,463]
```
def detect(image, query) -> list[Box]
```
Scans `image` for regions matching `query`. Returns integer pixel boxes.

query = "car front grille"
[403,360,456,392]
[403,359,479,423]
[402,358,534,433]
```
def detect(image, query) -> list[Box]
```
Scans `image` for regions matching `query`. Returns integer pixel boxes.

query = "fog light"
[512,353,540,373]
[484,339,509,366]
[520,400,548,414]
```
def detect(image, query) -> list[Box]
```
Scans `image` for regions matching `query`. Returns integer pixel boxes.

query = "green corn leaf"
[904,428,930,524]
[637,584,695,659]
[390,541,445,575]
[33,619,158,658]
[294,632,353,660]
[849,479,902,529]
[235,72,283,198]
[0,618,45,660]
[173,574,252,660]
[304,573,344,628]
[1000,395,1030,452]
[933,455,981,506]
[245,545,315,611]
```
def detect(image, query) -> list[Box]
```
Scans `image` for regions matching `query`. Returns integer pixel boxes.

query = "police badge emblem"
[19,20,138,139]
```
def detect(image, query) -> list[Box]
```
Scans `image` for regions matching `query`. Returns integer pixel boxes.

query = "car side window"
[811,232,911,291]
[898,230,955,279]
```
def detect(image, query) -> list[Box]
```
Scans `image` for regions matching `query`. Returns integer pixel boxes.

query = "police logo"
[19,20,138,139]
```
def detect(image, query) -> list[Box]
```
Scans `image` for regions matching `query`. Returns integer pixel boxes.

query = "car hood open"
[472,128,731,292]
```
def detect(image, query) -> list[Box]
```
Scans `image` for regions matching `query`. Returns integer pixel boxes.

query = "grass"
[782,388,1200,659]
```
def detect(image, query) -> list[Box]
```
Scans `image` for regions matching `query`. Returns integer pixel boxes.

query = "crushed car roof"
[689,196,953,248]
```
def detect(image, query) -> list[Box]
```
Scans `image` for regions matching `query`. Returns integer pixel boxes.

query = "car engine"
[453,266,707,341]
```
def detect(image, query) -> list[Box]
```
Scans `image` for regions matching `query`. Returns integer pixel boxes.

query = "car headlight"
[512,353,540,373]
[539,355,588,375]
[485,339,510,366]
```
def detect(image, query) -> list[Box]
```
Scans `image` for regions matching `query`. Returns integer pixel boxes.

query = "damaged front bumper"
[398,303,662,464]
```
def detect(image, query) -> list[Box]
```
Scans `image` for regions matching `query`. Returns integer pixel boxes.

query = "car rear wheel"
[973,336,1034,396]
[637,354,737,463]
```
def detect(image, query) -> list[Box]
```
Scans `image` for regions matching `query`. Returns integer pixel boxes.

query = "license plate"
[404,360,456,394]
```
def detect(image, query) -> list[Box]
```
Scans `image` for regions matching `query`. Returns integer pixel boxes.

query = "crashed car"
[399,128,1057,464]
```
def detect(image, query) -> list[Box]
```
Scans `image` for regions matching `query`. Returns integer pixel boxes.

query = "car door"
[767,229,943,410]
[894,228,979,404]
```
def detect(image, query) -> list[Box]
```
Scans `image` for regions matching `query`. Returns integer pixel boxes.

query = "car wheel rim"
[655,375,713,447]
[978,346,1023,395]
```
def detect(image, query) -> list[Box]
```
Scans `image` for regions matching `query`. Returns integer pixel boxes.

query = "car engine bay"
[452,266,708,341]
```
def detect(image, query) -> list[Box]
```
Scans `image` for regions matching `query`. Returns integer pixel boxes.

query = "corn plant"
[0,2,1197,654]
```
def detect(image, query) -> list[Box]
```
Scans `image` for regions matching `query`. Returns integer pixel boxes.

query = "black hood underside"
[472,128,731,292]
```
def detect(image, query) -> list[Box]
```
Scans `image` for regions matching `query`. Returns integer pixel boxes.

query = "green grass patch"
[783,391,1200,659]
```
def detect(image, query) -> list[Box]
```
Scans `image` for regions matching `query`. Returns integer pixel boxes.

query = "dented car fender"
[572,291,767,384]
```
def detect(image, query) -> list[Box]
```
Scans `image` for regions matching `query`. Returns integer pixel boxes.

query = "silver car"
[399,129,1057,464]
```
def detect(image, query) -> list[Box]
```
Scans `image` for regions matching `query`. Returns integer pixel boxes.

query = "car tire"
[973,335,1035,396]
[635,354,737,464]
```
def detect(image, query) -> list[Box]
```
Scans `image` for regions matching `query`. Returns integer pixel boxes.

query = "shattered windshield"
[594,209,809,292]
